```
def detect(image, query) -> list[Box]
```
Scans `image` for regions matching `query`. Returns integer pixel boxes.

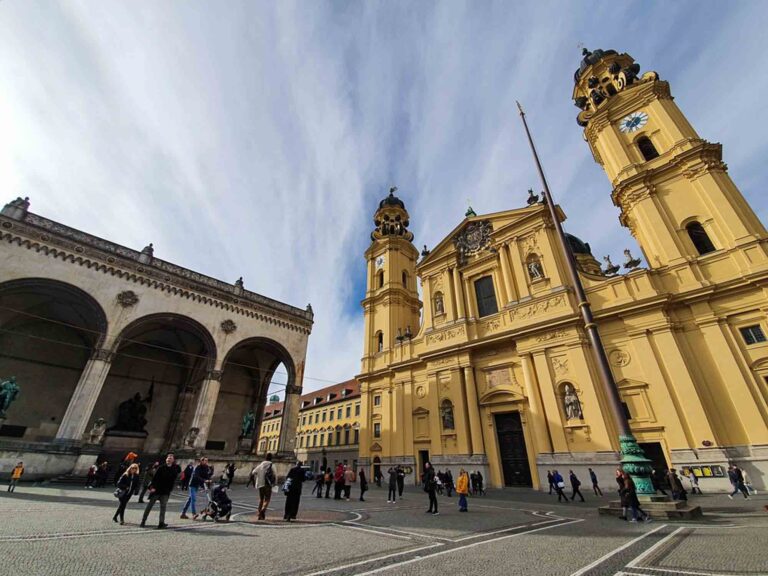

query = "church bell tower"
[573,49,767,271]
[361,187,421,367]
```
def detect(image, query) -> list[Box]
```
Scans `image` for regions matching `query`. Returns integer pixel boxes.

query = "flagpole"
[516,101,654,494]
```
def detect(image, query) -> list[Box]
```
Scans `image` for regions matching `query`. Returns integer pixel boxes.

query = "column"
[463,277,476,319]
[521,354,552,453]
[499,243,516,304]
[447,268,458,322]
[532,352,569,452]
[277,383,302,456]
[55,348,115,443]
[453,267,466,319]
[189,370,223,449]
[463,367,485,455]
[508,241,531,300]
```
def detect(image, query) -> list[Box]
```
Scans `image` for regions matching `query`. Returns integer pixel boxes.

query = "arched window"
[686,221,716,255]
[526,255,544,281]
[440,399,455,430]
[433,291,445,316]
[376,331,384,353]
[402,270,408,288]
[377,270,384,289]
[637,136,659,161]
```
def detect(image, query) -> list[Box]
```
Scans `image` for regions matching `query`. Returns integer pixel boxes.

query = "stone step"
[598,498,703,520]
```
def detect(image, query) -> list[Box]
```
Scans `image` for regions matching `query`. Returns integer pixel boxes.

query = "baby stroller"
[201,482,232,522]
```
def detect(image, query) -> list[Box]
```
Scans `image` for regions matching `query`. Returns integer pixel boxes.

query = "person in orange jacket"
[456,468,470,512]
[8,461,24,492]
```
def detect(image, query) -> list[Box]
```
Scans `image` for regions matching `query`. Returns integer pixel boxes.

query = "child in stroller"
[201,481,232,522]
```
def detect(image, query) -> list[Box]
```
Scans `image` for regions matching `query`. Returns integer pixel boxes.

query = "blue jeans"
[183,486,199,514]
[458,494,467,510]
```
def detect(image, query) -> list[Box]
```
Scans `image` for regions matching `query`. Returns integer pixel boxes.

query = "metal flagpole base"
[619,434,655,495]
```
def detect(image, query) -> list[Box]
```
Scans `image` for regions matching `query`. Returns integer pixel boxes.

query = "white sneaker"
[727,495,733,499]
[387,500,391,503]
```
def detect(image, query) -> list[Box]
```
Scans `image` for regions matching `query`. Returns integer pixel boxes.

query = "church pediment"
[412,406,430,415]
[479,387,526,405]
[370,442,382,452]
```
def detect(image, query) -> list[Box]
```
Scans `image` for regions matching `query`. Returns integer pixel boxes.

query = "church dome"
[565,233,592,255]
[379,187,405,210]
[574,48,618,83]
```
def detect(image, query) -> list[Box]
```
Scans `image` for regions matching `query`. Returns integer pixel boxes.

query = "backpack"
[265,464,276,487]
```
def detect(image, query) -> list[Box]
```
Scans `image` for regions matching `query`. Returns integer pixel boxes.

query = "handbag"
[113,488,127,499]
[282,477,292,495]
[556,481,565,489]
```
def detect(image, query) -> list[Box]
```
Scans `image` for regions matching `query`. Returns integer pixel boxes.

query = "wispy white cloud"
[1,1,767,389]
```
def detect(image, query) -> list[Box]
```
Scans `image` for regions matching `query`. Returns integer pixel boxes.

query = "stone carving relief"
[551,357,569,376]
[486,368,512,389]
[415,386,426,399]
[509,295,565,321]
[184,427,200,447]
[536,330,568,342]
[426,325,466,345]
[453,220,493,266]
[609,349,631,367]
[521,233,540,257]
[87,418,107,445]
[117,290,140,307]
[220,319,238,334]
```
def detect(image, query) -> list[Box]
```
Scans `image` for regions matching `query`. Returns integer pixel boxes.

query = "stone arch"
[0,278,108,440]
[208,337,297,455]
[91,312,217,454]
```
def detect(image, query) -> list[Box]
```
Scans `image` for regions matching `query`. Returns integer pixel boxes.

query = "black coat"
[286,465,306,494]
[149,464,180,495]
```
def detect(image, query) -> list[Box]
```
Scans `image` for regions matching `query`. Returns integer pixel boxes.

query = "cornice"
[0,216,313,334]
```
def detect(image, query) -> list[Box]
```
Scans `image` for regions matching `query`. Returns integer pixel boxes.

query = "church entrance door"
[495,412,532,487]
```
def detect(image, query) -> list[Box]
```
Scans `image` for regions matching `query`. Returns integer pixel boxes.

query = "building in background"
[258,379,361,472]
[357,48,768,491]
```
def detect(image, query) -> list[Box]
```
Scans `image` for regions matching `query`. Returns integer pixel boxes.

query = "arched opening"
[377,270,384,289]
[686,221,716,255]
[0,279,107,441]
[402,271,408,288]
[440,399,455,430]
[637,136,659,161]
[90,313,215,455]
[375,331,384,353]
[211,337,295,455]
[433,291,445,316]
[373,455,382,483]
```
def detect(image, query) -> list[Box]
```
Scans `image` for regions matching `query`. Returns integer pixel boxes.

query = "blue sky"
[2,1,767,390]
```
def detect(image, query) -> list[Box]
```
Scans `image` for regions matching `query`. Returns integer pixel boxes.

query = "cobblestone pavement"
[1,483,767,576]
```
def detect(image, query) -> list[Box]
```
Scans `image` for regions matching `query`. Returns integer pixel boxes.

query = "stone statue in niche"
[440,400,455,430]
[111,384,154,433]
[527,259,544,280]
[241,409,256,438]
[563,384,583,420]
[434,293,444,315]
[0,376,20,418]
[184,427,200,447]
[87,418,107,444]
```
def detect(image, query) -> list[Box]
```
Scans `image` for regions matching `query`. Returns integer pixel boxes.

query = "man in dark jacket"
[569,470,585,502]
[181,457,212,519]
[396,465,405,498]
[138,462,159,503]
[140,453,181,529]
[283,461,307,521]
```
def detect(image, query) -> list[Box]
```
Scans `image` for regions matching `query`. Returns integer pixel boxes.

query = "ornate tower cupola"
[573,48,767,271]
[361,187,421,366]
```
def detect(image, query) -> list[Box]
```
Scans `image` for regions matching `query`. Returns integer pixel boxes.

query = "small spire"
[389,186,398,196]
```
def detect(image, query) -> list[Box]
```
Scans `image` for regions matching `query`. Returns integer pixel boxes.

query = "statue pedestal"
[237,438,253,454]
[102,430,147,453]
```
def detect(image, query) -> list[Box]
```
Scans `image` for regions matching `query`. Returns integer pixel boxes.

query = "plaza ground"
[0,481,766,576]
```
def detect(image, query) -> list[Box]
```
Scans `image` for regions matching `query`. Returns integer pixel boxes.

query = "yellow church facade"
[357,49,768,491]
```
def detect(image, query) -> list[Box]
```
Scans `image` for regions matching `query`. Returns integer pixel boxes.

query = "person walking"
[324,467,333,498]
[444,469,454,497]
[622,472,652,523]
[138,462,159,503]
[667,469,687,501]
[253,453,276,520]
[8,461,24,492]
[685,471,702,495]
[546,470,555,495]
[359,468,368,501]
[180,462,194,491]
[424,462,439,515]
[396,465,405,499]
[313,468,325,498]
[85,464,97,489]
[650,469,668,496]
[140,453,180,529]
[476,471,485,496]
[113,463,141,525]
[589,468,603,496]
[225,462,236,487]
[387,466,398,503]
[552,470,569,503]
[283,461,306,521]
[728,465,750,499]
[344,465,356,500]
[569,470,585,502]
[333,463,345,500]
[95,461,109,488]
[181,457,212,520]
[456,469,469,512]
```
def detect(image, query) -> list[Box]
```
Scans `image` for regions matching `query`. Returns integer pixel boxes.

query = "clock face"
[619,111,648,133]
[375,256,385,269]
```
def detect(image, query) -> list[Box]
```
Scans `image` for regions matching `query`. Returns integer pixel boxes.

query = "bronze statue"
[241,409,256,438]
[112,385,153,432]
[0,377,20,418]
